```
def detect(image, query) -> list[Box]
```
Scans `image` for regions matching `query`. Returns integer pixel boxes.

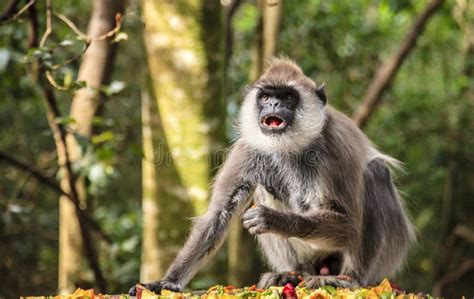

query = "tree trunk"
[140,88,197,280]
[228,0,282,287]
[249,0,282,82]
[58,0,125,293]
[262,0,282,64]
[140,0,225,282]
[140,91,163,280]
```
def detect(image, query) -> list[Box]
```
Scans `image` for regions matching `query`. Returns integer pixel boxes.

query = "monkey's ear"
[316,83,327,105]
[243,84,254,96]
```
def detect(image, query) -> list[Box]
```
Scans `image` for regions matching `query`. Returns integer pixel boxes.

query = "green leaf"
[102,80,126,96]
[63,71,73,88]
[321,285,336,295]
[95,147,114,162]
[380,291,395,299]
[114,32,128,43]
[72,80,87,90]
[59,39,74,46]
[91,131,114,144]
[55,116,76,126]
[92,116,105,126]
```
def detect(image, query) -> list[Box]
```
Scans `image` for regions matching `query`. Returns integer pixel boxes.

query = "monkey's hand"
[258,271,306,288]
[129,280,181,296]
[242,205,284,235]
[302,275,359,289]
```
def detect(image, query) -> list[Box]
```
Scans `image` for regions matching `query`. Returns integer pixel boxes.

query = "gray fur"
[129,59,415,295]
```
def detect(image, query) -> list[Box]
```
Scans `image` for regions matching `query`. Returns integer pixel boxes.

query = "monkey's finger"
[248,226,265,235]
[129,285,137,296]
[243,218,259,229]
[242,207,261,221]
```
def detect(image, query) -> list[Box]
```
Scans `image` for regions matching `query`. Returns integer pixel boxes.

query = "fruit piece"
[282,283,296,299]
[135,284,145,299]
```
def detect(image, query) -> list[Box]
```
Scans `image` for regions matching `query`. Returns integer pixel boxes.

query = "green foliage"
[0,1,143,297]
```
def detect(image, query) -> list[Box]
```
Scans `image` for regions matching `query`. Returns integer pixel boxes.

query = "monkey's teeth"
[264,116,284,128]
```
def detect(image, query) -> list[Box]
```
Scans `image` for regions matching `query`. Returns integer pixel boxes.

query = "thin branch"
[39,0,52,48]
[32,1,108,291]
[41,11,123,91]
[54,12,89,40]
[0,0,35,24]
[0,150,65,196]
[0,0,19,22]
[95,13,123,40]
[432,259,474,296]
[45,70,68,90]
[352,0,445,128]
[27,0,38,48]
[45,70,73,90]
[454,224,474,244]
[224,0,242,64]
[0,149,112,244]
[54,12,123,43]
[41,69,108,292]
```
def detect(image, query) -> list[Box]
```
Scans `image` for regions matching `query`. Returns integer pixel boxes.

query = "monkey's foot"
[257,271,305,288]
[129,280,181,296]
[302,275,359,289]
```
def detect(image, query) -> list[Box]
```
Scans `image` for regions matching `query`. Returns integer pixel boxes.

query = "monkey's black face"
[256,86,299,134]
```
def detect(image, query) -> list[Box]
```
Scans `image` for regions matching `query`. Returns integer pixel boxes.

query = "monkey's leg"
[255,230,310,288]
[359,158,415,284]
[129,182,255,295]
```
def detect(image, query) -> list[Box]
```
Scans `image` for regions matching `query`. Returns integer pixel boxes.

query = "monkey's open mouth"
[261,115,287,129]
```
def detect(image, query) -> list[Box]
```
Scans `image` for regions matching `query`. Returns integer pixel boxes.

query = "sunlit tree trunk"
[249,0,282,81]
[262,0,282,65]
[228,0,282,287]
[58,0,125,293]
[140,0,225,282]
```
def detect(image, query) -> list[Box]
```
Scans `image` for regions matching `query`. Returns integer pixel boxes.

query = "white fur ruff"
[238,87,326,153]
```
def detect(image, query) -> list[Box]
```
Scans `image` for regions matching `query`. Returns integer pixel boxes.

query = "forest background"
[0,0,473,298]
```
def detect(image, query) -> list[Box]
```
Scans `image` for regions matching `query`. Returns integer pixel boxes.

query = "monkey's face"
[239,59,327,153]
[257,86,299,135]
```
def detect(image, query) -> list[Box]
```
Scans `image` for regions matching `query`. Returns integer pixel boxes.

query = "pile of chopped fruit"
[21,279,433,299]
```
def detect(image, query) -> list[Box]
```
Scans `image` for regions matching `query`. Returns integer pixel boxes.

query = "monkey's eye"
[285,92,298,101]
[260,94,269,101]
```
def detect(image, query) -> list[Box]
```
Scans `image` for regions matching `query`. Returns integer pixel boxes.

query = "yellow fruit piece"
[303,289,332,299]
[142,288,160,299]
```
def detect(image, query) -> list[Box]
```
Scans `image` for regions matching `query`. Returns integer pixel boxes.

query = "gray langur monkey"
[129,58,415,295]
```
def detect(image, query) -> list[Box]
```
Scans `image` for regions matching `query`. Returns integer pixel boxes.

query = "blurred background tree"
[0,0,472,298]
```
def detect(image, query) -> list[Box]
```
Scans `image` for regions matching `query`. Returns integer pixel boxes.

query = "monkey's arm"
[130,143,255,295]
[162,182,255,288]
[242,205,352,250]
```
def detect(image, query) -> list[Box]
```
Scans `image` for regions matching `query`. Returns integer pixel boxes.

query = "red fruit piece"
[136,285,144,299]
[282,283,296,299]
[247,284,257,291]
[389,281,404,293]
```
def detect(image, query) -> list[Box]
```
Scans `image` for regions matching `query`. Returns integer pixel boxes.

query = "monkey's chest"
[250,154,323,211]
[254,179,323,212]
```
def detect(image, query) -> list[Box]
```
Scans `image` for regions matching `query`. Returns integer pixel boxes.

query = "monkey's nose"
[269,98,280,107]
